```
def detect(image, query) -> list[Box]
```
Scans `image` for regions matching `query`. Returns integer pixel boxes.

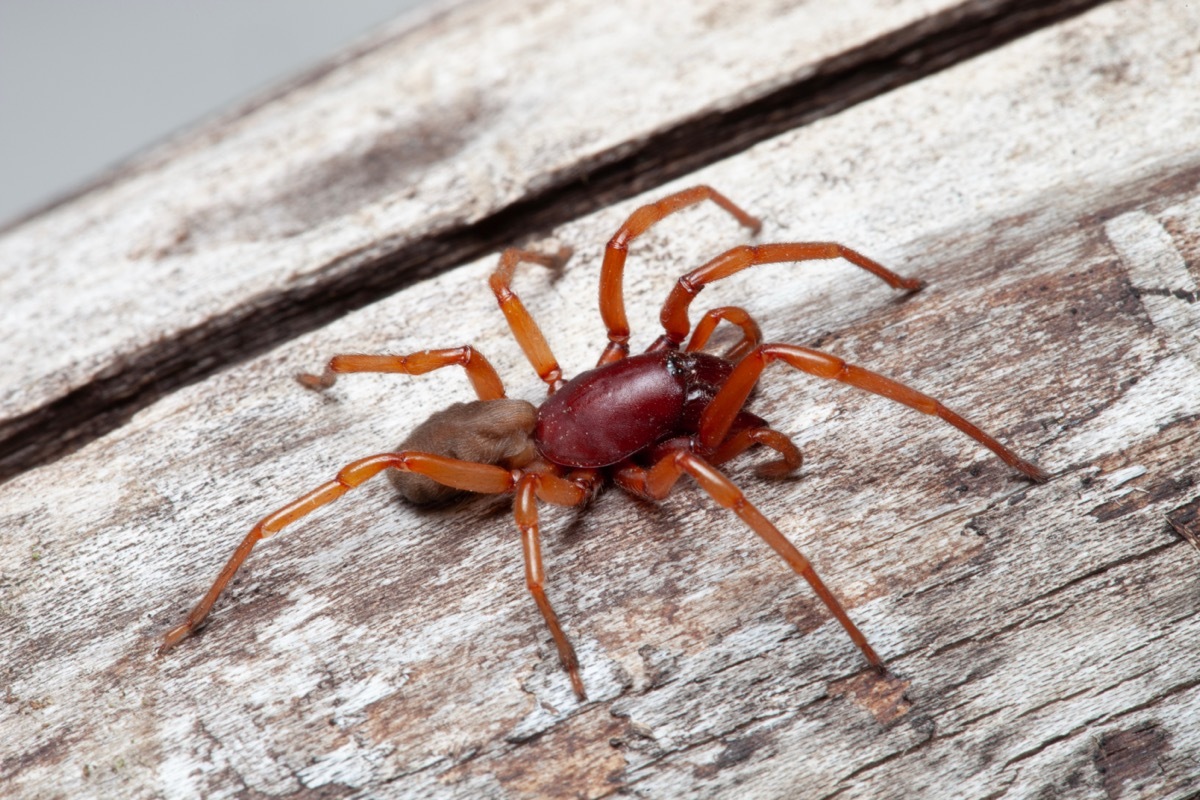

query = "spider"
[158,185,1047,699]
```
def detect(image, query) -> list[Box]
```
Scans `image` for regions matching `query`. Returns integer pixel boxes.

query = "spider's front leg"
[622,409,802,490]
[699,343,1048,481]
[709,423,803,478]
[157,452,520,655]
[656,242,922,351]
[683,305,763,362]
[598,186,761,365]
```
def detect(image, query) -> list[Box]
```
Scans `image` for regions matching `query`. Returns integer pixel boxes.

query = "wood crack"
[1001,712,1109,770]
[1014,686,1095,722]
[1097,675,1200,724]
[818,725,941,800]
[821,707,1012,798]
[1013,541,1179,610]
[601,706,796,798]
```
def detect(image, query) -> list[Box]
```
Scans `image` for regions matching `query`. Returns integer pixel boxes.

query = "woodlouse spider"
[158,185,1048,699]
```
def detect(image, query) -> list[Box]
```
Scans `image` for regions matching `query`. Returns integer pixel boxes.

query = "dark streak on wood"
[1130,286,1200,304]
[1093,723,1171,800]
[0,0,1112,486]
[692,729,776,779]
[1089,476,1196,523]
[1166,496,1200,553]
[485,707,627,799]
[0,732,71,784]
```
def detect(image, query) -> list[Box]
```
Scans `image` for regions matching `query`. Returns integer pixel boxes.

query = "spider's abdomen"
[534,350,735,468]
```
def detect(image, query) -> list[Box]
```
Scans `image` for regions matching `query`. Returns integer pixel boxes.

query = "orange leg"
[515,471,595,700]
[710,425,803,478]
[598,186,761,365]
[659,243,922,347]
[699,343,1049,481]
[684,305,763,362]
[614,449,883,671]
[489,247,574,393]
[158,452,519,655]
[296,346,506,401]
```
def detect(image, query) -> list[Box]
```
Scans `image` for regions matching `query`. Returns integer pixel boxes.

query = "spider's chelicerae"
[158,186,1047,699]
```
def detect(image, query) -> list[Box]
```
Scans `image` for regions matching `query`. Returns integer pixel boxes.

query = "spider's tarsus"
[755,456,802,480]
[1025,464,1052,483]
[561,651,588,700]
[156,625,188,658]
[1011,458,1051,483]
[551,244,575,268]
[296,370,336,391]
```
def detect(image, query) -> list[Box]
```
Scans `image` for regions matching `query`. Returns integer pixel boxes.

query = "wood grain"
[1,0,1198,798]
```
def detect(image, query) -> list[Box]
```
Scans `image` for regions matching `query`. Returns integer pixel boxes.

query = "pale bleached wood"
[0,0,977,462]
[2,1,1200,799]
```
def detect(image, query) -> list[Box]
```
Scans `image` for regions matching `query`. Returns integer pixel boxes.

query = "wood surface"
[2,1,1199,799]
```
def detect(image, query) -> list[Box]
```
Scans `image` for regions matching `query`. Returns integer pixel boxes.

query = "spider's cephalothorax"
[159,186,1048,700]
[534,350,741,470]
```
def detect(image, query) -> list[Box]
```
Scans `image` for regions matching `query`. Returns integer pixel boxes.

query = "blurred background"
[0,0,433,227]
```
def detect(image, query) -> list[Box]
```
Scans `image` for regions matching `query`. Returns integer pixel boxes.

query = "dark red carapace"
[536,351,740,468]
[159,186,1048,700]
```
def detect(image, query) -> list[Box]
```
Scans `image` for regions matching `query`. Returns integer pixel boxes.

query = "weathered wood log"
[2,1,1199,798]
[0,0,1106,483]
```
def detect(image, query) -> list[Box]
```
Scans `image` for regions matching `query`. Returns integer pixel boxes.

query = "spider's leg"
[158,452,519,655]
[699,343,1048,481]
[297,345,505,400]
[489,247,574,394]
[514,470,597,700]
[684,305,763,362]
[657,242,922,349]
[615,448,882,671]
[598,186,761,366]
[636,411,801,479]
[709,421,803,478]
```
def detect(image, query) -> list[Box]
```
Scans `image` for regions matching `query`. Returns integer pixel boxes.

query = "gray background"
[0,1,431,227]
